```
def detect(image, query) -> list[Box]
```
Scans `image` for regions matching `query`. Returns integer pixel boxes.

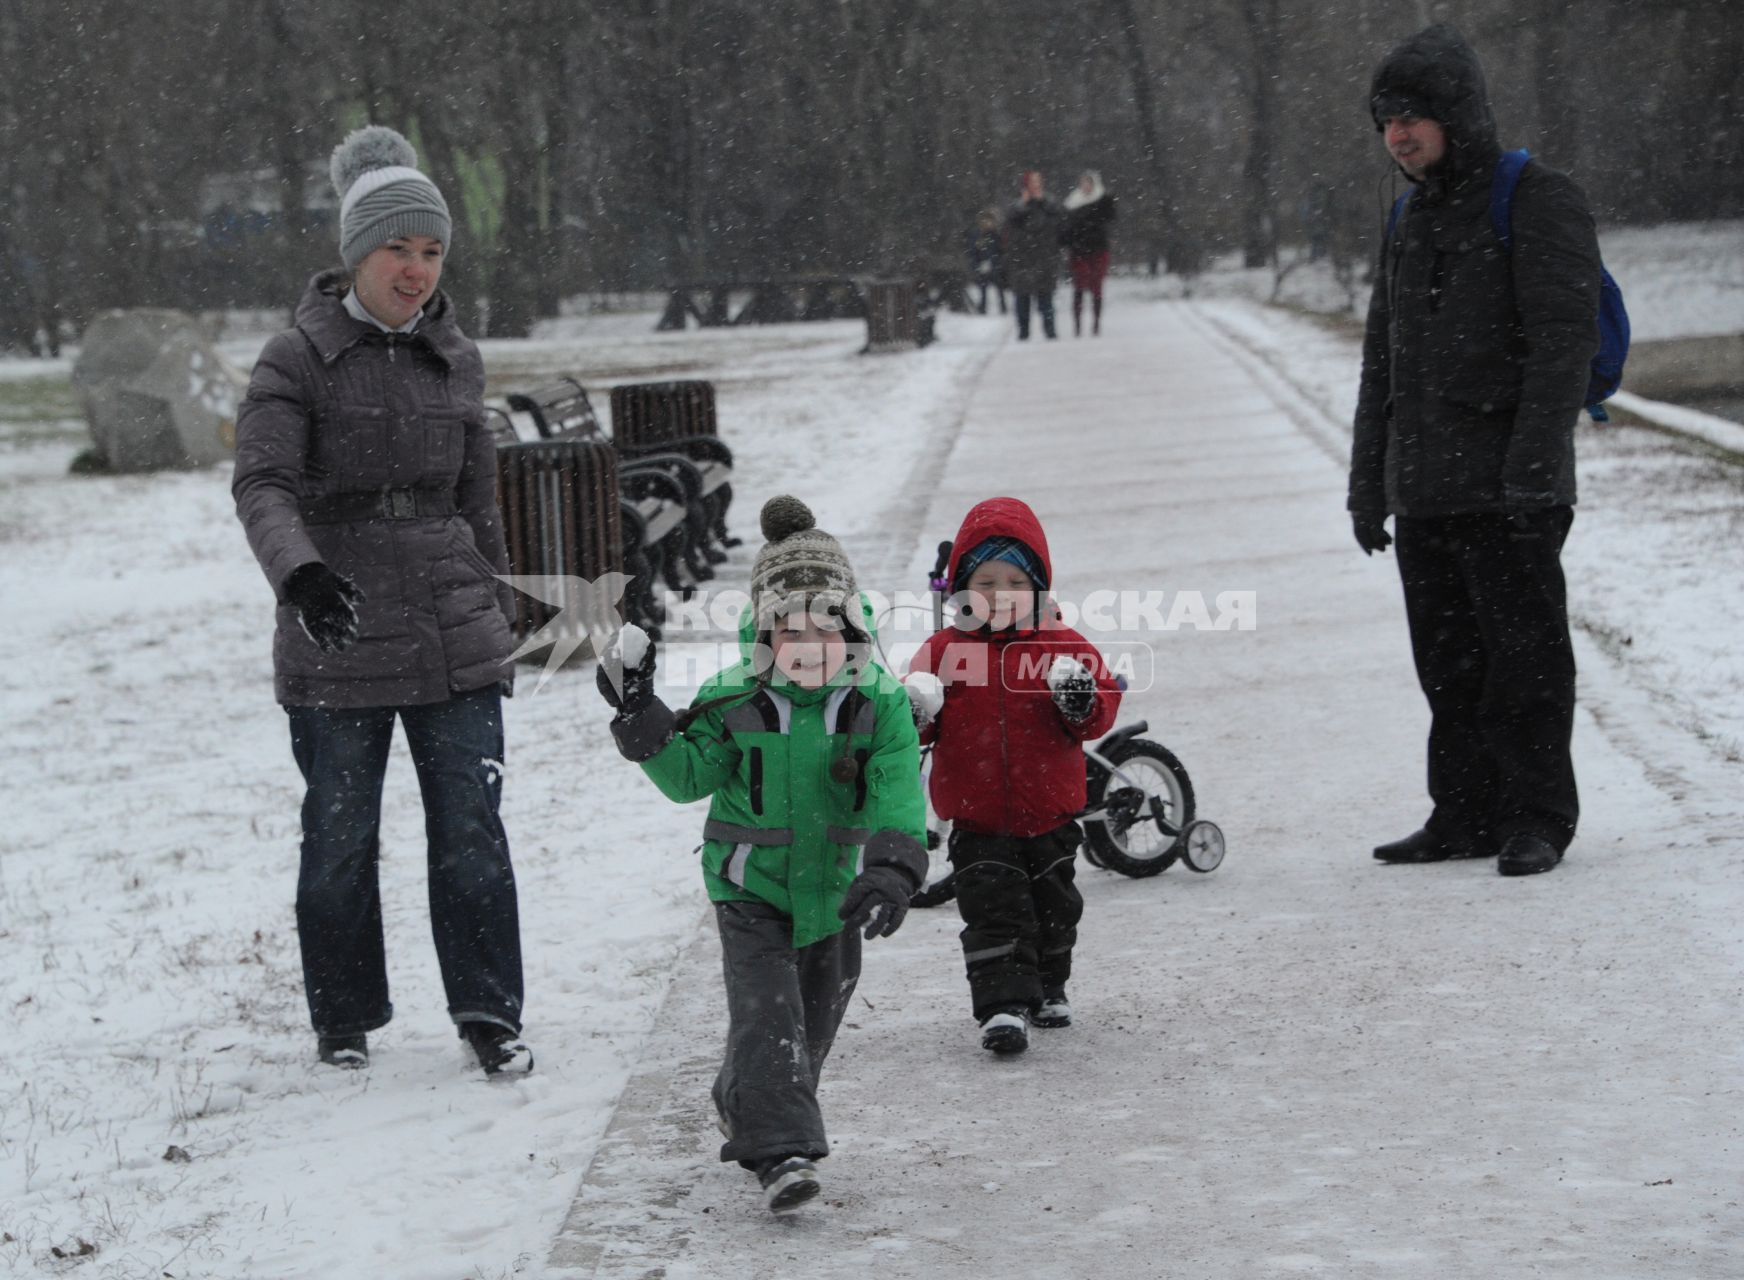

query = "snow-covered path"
[547,303,1743,1278]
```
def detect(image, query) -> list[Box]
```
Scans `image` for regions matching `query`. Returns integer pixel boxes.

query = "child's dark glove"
[838,865,913,939]
[596,624,656,714]
[285,562,364,654]
[1047,655,1096,723]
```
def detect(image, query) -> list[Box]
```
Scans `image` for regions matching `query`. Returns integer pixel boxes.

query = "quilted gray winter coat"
[233,270,514,708]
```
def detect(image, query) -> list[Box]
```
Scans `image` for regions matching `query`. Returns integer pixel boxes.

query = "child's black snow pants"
[948,822,1084,1021]
[711,900,861,1168]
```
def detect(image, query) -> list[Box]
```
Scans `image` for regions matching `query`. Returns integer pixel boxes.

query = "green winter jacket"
[615,594,927,948]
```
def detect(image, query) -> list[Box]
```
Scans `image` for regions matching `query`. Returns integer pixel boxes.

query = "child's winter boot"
[758,1155,822,1212]
[1032,989,1072,1029]
[979,1008,1030,1055]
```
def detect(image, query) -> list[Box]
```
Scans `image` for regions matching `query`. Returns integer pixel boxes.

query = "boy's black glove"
[1047,656,1096,723]
[596,624,657,714]
[285,562,364,654]
[838,865,913,939]
[1352,511,1392,556]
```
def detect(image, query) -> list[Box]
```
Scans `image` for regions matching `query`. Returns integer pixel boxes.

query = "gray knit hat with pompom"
[749,495,858,627]
[329,125,452,269]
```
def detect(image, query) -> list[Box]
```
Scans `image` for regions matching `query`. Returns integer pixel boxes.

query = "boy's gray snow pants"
[711,900,861,1168]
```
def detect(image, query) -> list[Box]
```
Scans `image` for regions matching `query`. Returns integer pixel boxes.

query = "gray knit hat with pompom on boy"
[749,495,860,633]
[329,125,452,269]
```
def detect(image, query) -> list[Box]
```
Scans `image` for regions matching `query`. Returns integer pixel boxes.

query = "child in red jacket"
[906,497,1121,1055]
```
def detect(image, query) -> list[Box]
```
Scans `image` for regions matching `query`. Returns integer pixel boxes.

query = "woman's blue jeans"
[285,687,523,1037]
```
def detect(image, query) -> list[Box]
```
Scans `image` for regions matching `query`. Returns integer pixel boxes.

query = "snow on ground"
[1599,221,1744,342]
[0,309,1002,1278]
[2,269,1740,1279]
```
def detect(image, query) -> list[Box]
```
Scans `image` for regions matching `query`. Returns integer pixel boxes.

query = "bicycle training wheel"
[1179,819,1226,873]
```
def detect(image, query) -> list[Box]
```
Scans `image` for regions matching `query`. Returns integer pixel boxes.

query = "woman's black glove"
[838,865,913,940]
[285,563,364,653]
[596,624,657,714]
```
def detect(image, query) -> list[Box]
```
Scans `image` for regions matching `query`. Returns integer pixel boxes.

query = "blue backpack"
[1385,149,1629,421]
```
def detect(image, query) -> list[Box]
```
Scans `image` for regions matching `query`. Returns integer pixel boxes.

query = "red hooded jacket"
[909,497,1121,837]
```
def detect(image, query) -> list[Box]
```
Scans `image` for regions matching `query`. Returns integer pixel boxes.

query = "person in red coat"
[905,497,1121,1055]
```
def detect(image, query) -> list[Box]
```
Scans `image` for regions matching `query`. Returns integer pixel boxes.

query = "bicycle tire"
[1082,738,1194,878]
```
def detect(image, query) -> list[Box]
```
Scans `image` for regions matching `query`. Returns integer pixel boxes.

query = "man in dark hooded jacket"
[1349,25,1601,877]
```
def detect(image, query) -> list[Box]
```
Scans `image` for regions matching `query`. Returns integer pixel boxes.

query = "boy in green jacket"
[596,495,928,1214]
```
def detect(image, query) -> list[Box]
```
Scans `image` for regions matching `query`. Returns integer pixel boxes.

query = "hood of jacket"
[294,268,473,368]
[946,496,1070,636]
[1369,23,1501,193]
[946,496,1053,594]
[1064,173,1107,210]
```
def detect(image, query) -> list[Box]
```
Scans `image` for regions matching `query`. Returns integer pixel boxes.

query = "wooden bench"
[609,380,738,560]
[655,278,867,331]
[505,378,715,636]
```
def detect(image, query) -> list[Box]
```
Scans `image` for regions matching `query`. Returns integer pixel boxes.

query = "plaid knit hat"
[329,126,453,269]
[750,495,859,631]
[953,535,1049,593]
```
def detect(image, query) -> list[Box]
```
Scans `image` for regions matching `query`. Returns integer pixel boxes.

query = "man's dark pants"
[712,901,861,1168]
[1013,291,1057,340]
[949,823,1084,1021]
[1394,507,1579,854]
[285,686,524,1037]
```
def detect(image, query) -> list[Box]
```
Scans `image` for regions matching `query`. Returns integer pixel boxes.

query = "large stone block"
[71,309,247,471]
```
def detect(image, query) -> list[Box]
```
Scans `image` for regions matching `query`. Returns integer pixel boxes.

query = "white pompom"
[905,671,945,721]
[1047,655,1089,691]
[329,124,419,198]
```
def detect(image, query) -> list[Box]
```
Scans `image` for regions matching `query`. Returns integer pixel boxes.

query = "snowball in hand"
[905,671,945,721]
[1047,655,1089,691]
[608,623,650,670]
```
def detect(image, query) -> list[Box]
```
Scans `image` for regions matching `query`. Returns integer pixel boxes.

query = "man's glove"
[1047,655,1096,723]
[837,864,914,939]
[1352,511,1393,556]
[285,563,364,653]
[904,672,945,728]
[596,624,656,714]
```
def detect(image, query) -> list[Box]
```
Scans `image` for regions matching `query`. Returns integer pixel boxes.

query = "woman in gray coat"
[233,126,531,1077]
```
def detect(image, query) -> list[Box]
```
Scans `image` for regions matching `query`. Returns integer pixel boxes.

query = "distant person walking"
[1063,171,1117,336]
[233,126,533,1075]
[965,207,1007,315]
[1349,25,1602,878]
[1002,171,1066,341]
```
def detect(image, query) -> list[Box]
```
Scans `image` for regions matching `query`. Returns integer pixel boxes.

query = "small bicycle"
[894,542,1227,908]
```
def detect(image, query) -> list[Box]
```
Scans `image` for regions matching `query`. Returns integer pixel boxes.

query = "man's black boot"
[1497,834,1563,877]
[1372,828,1487,864]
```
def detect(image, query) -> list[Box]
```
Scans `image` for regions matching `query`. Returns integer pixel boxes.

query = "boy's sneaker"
[757,1155,821,1213]
[1032,991,1072,1029]
[460,1021,534,1078]
[979,1008,1029,1056]
[317,1033,368,1069]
